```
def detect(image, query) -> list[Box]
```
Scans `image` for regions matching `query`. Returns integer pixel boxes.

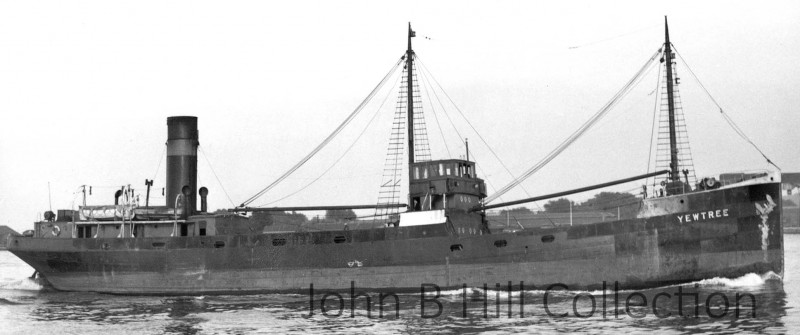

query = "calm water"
[2,235,799,334]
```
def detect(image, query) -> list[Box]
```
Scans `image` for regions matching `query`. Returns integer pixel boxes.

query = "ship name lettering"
[677,209,729,223]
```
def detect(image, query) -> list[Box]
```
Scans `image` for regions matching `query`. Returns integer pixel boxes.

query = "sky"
[1,0,799,233]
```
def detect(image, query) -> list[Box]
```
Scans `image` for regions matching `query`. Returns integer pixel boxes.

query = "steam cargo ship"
[6,19,783,294]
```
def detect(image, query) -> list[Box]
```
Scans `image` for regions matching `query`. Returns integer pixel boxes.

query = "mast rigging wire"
[256,70,404,207]
[484,48,663,204]
[239,56,406,207]
[646,59,664,193]
[646,60,664,176]
[416,57,535,199]
[416,57,557,226]
[415,61,463,156]
[415,55,452,159]
[199,146,236,207]
[151,145,166,182]
[671,46,780,170]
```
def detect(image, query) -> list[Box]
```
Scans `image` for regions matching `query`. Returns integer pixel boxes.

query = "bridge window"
[77,226,93,238]
[494,240,508,248]
[334,235,348,244]
[272,238,287,246]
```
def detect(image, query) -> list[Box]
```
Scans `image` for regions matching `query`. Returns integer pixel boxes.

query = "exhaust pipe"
[199,187,209,213]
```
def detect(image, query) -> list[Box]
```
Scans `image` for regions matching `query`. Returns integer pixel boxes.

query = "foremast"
[657,16,697,195]
[664,17,679,188]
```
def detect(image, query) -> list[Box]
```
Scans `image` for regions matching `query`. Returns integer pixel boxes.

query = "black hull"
[8,182,784,294]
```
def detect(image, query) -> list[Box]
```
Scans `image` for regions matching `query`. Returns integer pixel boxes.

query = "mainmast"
[406,23,416,168]
[406,23,416,209]
[664,17,680,186]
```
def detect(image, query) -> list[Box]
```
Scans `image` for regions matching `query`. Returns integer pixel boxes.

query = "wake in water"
[695,271,782,288]
[0,250,41,292]
[0,297,26,305]
[422,272,785,301]
[0,272,781,297]
[0,278,43,291]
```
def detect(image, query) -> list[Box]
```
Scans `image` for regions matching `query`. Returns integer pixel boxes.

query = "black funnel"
[166,116,199,214]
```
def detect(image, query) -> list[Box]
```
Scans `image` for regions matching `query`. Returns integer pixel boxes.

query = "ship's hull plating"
[8,182,784,294]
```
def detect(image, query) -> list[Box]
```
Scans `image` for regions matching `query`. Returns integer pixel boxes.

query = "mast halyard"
[664,17,680,188]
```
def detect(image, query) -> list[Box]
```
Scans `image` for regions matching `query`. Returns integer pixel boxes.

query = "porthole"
[450,244,463,252]
[541,235,555,243]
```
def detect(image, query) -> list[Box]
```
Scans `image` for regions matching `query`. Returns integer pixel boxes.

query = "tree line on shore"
[240,191,640,224]
[498,191,640,219]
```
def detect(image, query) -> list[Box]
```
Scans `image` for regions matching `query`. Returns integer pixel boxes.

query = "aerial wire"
[568,24,659,50]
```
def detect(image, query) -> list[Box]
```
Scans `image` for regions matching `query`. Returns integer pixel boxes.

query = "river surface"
[2,235,799,334]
